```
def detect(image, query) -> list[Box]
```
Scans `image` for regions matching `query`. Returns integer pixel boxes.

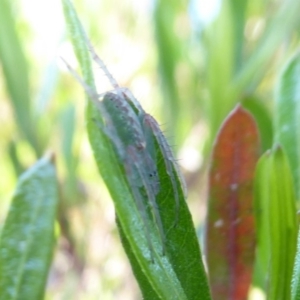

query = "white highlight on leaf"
[230,183,238,191]
[214,219,224,228]
[232,218,241,225]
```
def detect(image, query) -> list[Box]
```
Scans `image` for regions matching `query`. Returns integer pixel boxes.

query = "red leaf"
[205,105,260,300]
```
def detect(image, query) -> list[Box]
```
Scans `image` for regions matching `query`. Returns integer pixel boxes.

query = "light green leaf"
[292,228,300,300]
[153,0,183,146]
[0,0,41,156]
[205,0,235,141]
[254,146,298,299]
[60,104,79,202]
[229,0,248,72]
[253,151,271,290]
[0,155,58,300]
[242,96,273,152]
[275,50,300,199]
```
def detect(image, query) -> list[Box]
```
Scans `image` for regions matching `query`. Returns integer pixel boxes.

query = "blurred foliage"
[1,0,300,299]
[0,155,58,300]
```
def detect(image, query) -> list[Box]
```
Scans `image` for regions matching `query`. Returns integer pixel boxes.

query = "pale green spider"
[63,40,186,257]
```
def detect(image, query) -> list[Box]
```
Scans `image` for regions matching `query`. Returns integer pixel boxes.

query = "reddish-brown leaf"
[205,105,260,300]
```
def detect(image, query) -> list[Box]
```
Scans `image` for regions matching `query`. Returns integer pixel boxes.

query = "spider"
[62,39,186,257]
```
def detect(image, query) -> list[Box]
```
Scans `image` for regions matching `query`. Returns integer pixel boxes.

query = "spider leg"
[84,38,120,90]
[61,57,117,129]
[120,88,145,114]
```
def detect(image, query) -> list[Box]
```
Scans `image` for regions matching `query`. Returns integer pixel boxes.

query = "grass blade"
[252,151,271,291]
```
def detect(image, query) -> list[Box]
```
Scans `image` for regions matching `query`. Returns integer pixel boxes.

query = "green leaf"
[242,96,273,153]
[252,151,271,291]
[255,146,298,300]
[206,105,260,300]
[59,104,80,202]
[0,155,58,300]
[153,0,183,146]
[205,0,235,141]
[229,0,248,72]
[117,218,160,300]
[275,50,300,199]
[62,1,211,298]
[292,229,300,300]
[118,121,211,299]
[60,104,76,175]
[233,0,300,95]
[8,140,25,176]
[0,0,41,156]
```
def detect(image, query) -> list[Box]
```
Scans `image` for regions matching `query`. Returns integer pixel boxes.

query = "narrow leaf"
[0,0,41,156]
[255,146,298,300]
[252,151,271,290]
[292,228,300,300]
[118,126,211,299]
[62,1,211,299]
[60,104,79,202]
[206,105,260,300]
[275,50,300,199]
[153,0,182,144]
[205,0,235,141]
[0,155,58,300]
[242,96,273,153]
[229,0,248,72]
